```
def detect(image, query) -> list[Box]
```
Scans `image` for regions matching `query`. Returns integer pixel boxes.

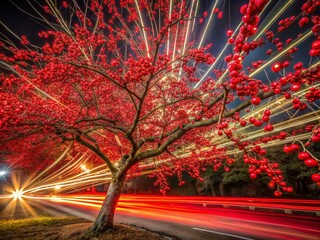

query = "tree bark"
[89,178,124,233]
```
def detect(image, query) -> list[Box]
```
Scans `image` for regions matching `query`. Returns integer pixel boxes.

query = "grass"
[0,216,81,231]
[0,216,169,239]
[0,201,170,239]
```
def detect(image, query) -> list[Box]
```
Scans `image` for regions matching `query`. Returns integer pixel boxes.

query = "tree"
[1,0,320,234]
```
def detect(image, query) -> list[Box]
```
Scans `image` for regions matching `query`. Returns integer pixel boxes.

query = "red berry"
[298,152,310,160]
[294,62,303,70]
[311,135,320,142]
[298,17,309,27]
[309,49,320,56]
[262,115,269,122]
[228,38,234,44]
[286,186,293,193]
[260,149,267,155]
[250,173,257,179]
[274,190,283,197]
[253,0,268,9]
[240,4,248,14]
[312,40,320,49]
[242,14,251,24]
[282,60,290,68]
[264,109,271,116]
[290,83,301,92]
[268,181,275,189]
[225,54,233,62]
[240,120,247,127]
[291,144,300,152]
[271,62,282,72]
[226,29,233,37]
[264,124,273,132]
[278,132,287,139]
[254,120,263,127]
[283,145,293,153]
[251,97,261,105]
[284,92,291,99]
[249,117,256,124]
[279,182,287,187]
[305,125,314,132]
[304,158,318,167]
[311,173,320,182]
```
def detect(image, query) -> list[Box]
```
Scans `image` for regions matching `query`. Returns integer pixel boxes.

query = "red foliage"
[0,0,319,196]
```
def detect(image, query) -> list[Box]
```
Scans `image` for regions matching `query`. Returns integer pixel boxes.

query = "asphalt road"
[31,194,320,240]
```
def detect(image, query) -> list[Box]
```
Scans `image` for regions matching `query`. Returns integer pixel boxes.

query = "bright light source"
[54,185,61,190]
[81,164,90,173]
[0,170,7,176]
[12,190,24,200]
[80,164,86,171]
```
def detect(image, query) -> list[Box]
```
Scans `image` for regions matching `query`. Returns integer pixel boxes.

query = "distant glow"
[12,189,24,201]
[0,170,7,176]
[54,185,61,190]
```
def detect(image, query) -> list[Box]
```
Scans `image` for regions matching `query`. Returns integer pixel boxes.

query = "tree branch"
[135,89,276,162]
[75,135,118,174]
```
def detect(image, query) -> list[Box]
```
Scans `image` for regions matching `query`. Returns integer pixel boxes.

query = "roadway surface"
[28,194,320,240]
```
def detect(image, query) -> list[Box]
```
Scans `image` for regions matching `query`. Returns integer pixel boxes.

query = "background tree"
[0,0,320,234]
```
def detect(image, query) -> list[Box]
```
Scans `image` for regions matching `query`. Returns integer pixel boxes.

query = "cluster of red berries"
[297,151,318,168]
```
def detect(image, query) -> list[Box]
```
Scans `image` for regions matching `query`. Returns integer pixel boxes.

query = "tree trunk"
[89,178,124,233]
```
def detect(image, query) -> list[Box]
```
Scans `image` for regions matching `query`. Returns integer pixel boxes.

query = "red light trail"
[17,193,320,240]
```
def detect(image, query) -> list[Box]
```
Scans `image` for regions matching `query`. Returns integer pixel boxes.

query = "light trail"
[171,2,183,64]
[191,0,199,31]
[178,0,196,80]
[134,0,150,58]
[249,30,314,77]
[26,143,73,188]
[253,0,294,41]
[197,0,221,49]
[18,194,320,239]
[194,0,286,88]
[194,19,241,88]
[181,0,196,57]
[166,0,173,55]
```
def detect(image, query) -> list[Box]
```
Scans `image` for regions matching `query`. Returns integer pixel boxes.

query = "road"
[26,194,320,240]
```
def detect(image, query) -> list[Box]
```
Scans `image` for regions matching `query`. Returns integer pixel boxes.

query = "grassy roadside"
[0,216,168,240]
[0,216,83,231]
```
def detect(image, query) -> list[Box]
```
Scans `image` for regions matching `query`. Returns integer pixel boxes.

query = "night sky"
[0,1,44,42]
